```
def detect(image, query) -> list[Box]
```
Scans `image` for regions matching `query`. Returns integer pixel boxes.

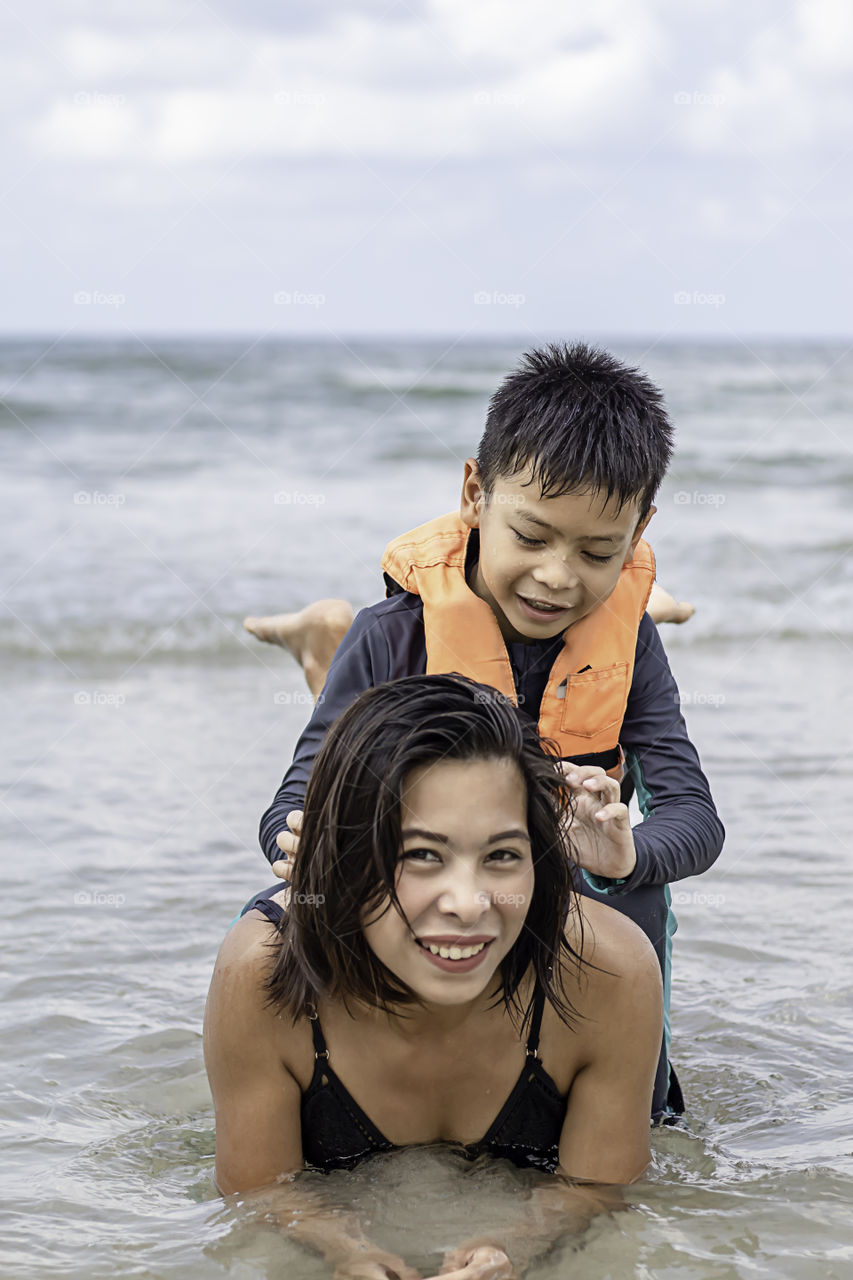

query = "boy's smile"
[460,460,654,644]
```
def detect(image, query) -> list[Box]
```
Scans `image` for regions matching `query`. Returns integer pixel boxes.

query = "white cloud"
[25,3,670,164]
[3,0,851,335]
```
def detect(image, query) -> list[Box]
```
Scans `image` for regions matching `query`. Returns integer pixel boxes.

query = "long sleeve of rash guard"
[258,595,427,864]
[587,613,725,893]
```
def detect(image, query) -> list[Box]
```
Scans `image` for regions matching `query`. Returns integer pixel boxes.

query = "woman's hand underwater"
[332,1244,422,1280]
[436,1244,514,1278]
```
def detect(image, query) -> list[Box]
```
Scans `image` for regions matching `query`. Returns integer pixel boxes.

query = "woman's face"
[362,756,535,1008]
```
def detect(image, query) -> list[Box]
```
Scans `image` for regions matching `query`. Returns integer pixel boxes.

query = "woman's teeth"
[420,941,487,960]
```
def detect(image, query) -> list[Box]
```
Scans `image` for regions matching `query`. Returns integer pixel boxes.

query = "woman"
[204,675,662,1279]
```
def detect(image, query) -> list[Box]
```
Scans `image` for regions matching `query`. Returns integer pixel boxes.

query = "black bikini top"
[246,888,567,1173]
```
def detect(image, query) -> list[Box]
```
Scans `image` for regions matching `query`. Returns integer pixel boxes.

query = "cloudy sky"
[3,0,852,336]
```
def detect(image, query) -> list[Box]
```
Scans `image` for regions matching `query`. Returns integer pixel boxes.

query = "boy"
[253,342,724,1119]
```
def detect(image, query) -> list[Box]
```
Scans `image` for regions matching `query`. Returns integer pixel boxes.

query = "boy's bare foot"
[647,583,696,626]
[243,599,354,698]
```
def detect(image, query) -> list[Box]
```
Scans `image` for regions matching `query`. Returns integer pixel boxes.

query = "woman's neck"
[357,972,533,1044]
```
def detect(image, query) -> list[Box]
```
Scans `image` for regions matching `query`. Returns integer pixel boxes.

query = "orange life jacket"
[381,511,655,765]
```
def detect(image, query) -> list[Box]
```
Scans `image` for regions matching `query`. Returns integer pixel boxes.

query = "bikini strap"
[525,986,546,1060]
[305,1002,330,1062]
[248,897,284,926]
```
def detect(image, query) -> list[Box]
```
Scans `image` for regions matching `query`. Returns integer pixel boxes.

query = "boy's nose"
[532,555,579,592]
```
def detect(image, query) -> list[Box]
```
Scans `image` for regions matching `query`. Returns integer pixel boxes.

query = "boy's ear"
[624,505,656,561]
[460,458,486,529]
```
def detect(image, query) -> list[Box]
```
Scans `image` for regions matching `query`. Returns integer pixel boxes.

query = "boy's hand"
[560,764,637,881]
[272,810,303,881]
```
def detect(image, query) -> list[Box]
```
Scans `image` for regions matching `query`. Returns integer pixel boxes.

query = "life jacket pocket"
[559,662,630,741]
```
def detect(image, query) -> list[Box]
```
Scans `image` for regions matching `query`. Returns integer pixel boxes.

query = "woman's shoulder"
[207,913,280,1037]
[562,898,662,1010]
[207,908,313,1076]
[213,910,277,983]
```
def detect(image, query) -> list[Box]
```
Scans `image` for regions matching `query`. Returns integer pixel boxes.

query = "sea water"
[1,336,852,1278]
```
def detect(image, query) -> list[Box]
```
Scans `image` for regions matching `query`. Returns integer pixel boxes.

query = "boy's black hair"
[265,673,584,1032]
[476,342,673,515]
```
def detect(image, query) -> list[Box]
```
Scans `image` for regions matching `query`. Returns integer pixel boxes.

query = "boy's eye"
[511,528,543,547]
[583,551,615,564]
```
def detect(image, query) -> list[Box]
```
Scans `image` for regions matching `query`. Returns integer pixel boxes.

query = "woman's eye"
[583,551,615,564]
[512,529,543,547]
[400,848,441,864]
[487,848,523,863]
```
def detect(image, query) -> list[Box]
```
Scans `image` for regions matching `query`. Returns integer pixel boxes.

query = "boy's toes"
[670,600,696,624]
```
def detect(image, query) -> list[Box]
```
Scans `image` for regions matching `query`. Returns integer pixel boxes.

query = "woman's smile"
[414,935,495,972]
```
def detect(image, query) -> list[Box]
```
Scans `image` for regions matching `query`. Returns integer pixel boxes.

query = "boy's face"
[460,459,654,644]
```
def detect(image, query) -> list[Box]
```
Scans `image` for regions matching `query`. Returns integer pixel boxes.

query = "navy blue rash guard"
[259,588,725,1118]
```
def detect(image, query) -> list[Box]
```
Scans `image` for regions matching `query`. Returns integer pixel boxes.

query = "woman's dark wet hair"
[476,341,673,516]
[266,673,584,1031]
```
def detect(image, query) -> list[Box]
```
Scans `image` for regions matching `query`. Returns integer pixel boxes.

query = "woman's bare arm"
[204,917,422,1277]
[556,906,663,1184]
